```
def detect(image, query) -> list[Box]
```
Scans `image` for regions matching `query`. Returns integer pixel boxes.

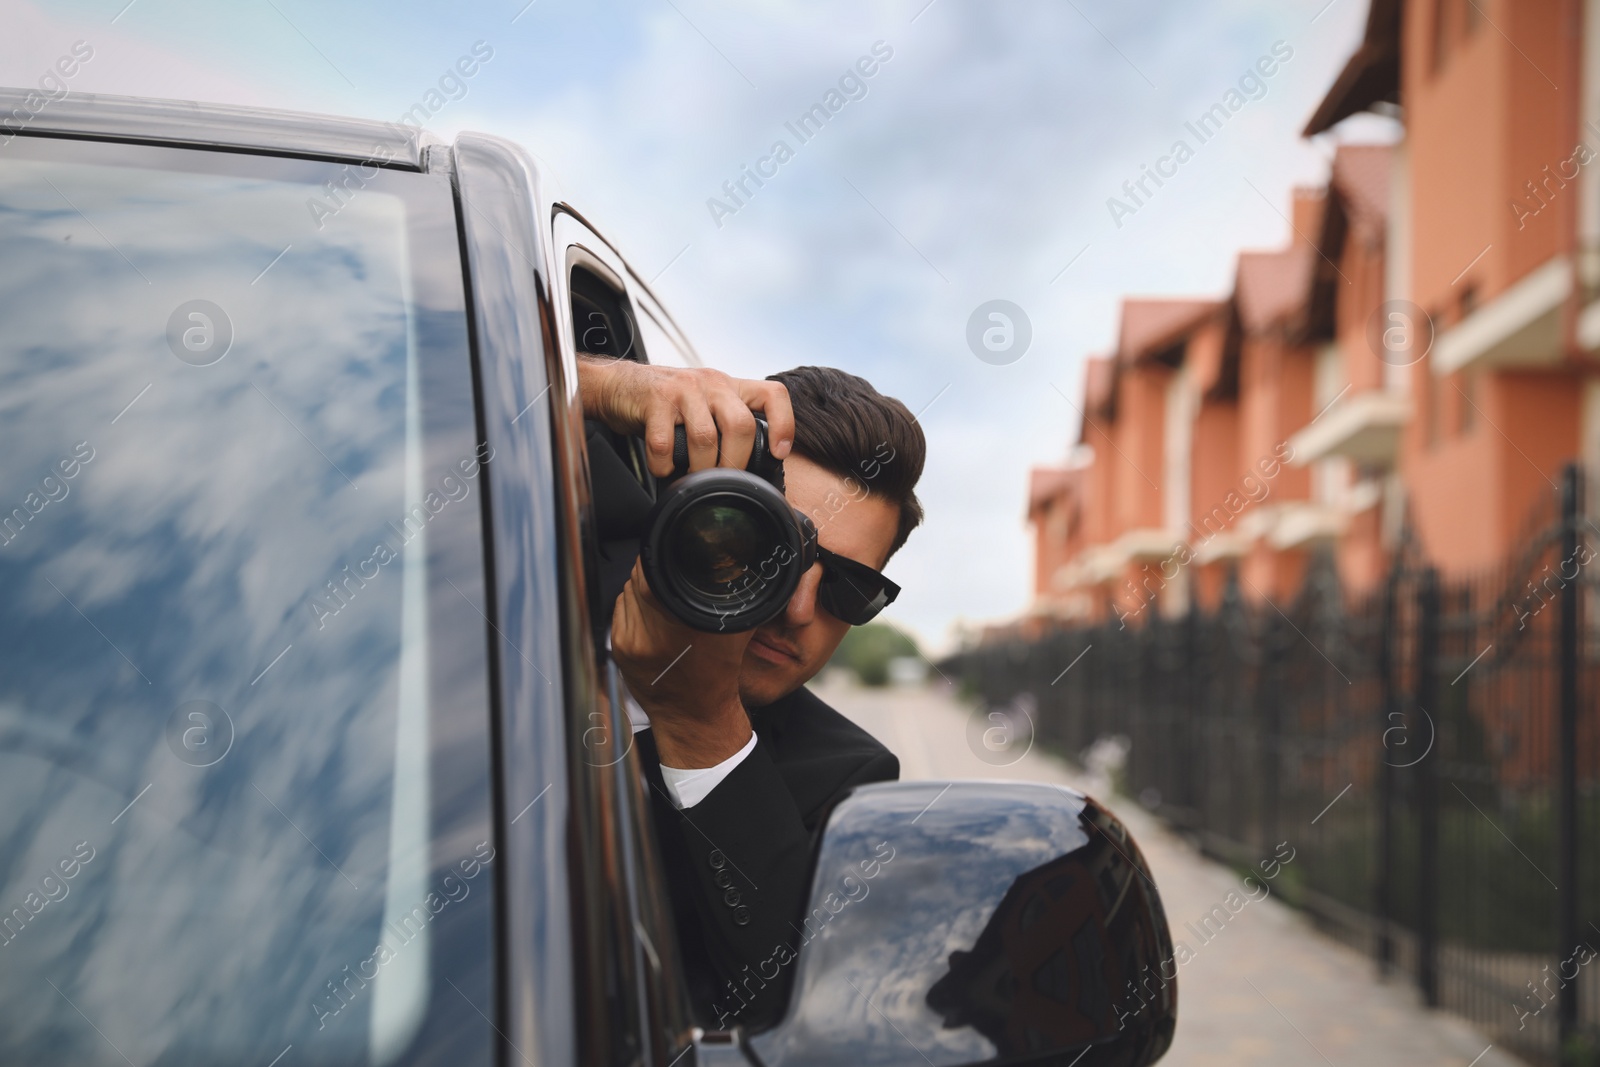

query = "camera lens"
[668,496,781,600]
[641,469,816,632]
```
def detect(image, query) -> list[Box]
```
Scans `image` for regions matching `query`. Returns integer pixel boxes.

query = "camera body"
[667,416,786,489]
[640,417,818,633]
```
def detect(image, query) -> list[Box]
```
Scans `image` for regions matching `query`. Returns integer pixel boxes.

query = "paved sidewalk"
[813,676,1523,1067]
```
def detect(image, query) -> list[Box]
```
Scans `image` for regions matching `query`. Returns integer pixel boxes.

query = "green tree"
[830,622,921,687]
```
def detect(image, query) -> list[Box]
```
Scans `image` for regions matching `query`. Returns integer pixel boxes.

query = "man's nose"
[784,562,824,626]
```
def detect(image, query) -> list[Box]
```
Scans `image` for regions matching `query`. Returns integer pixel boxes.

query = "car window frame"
[550,206,700,1064]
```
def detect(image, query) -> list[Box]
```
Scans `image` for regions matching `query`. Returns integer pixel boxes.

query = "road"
[813,675,1523,1067]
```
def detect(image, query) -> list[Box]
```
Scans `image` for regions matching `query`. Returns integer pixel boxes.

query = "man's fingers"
[680,392,719,472]
[710,392,758,470]
[628,556,659,603]
[641,395,678,478]
[739,379,794,459]
[586,361,792,474]
[612,564,661,660]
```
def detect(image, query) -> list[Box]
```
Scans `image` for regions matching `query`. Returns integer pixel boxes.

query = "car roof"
[0,86,437,170]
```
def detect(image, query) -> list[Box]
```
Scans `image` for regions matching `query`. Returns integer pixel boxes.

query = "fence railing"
[952,465,1600,1066]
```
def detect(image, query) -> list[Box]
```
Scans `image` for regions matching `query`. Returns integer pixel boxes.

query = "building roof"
[1079,355,1116,444]
[1026,466,1082,521]
[1330,142,1392,239]
[1233,187,1325,335]
[1302,0,1403,136]
[1302,143,1393,340]
[1116,299,1220,364]
[1235,244,1316,335]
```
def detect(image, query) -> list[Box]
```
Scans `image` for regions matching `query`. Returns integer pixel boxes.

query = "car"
[0,86,1177,1067]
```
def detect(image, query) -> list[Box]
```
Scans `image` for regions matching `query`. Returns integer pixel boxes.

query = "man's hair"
[767,366,926,557]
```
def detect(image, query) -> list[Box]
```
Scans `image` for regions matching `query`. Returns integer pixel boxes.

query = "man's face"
[738,454,900,708]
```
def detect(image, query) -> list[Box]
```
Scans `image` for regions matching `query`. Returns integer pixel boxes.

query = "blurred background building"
[986,2,1600,1063]
[1026,0,1596,627]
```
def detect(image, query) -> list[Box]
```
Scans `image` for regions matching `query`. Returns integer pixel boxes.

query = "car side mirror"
[747,781,1177,1066]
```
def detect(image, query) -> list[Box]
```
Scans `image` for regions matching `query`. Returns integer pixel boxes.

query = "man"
[577,356,926,1029]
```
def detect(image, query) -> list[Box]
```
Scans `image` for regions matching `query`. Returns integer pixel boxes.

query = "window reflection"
[751,784,1176,1067]
[0,138,491,1067]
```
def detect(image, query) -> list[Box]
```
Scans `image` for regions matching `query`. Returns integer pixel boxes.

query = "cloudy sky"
[1,0,1391,652]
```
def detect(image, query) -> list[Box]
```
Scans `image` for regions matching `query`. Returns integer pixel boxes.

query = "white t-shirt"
[627,692,758,809]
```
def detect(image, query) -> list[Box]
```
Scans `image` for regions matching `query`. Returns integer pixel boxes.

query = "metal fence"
[953,465,1600,1066]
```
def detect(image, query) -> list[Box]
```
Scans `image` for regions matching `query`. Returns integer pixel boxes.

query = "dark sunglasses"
[814,544,900,625]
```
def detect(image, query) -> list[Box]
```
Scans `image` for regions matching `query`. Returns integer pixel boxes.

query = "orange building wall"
[1405,368,1579,573]
[1113,367,1169,533]
[1236,332,1314,603]
[1487,372,1582,548]
[1276,347,1315,501]
[1242,542,1308,604]
[1189,400,1242,540]
[1501,0,1574,287]
[1239,337,1314,502]
[1187,315,1228,395]
[1406,0,1568,311]
[1337,505,1387,597]
[1337,227,1389,393]
[1398,0,1580,578]
[1031,503,1059,600]
[1192,562,1231,613]
[1082,420,1117,549]
[1332,179,1393,597]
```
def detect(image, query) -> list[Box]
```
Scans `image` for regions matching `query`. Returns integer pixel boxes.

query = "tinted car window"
[0,137,495,1067]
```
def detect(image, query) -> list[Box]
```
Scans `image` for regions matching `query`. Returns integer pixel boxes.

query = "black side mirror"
[748,781,1177,1066]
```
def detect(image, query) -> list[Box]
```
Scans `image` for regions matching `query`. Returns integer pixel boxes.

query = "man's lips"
[749,632,801,664]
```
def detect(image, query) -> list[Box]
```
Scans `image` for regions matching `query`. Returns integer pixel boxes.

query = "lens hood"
[641,468,816,633]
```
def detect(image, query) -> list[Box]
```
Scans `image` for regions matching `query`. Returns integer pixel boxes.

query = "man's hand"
[612,558,755,768]
[577,356,794,477]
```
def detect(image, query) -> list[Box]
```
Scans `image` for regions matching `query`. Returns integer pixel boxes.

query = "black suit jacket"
[635,684,899,1030]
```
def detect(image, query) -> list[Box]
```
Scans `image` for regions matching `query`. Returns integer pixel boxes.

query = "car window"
[631,300,699,370]
[0,137,495,1067]
[571,260,641,363]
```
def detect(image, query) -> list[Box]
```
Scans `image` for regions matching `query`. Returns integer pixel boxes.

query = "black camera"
[639,416,818,632]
